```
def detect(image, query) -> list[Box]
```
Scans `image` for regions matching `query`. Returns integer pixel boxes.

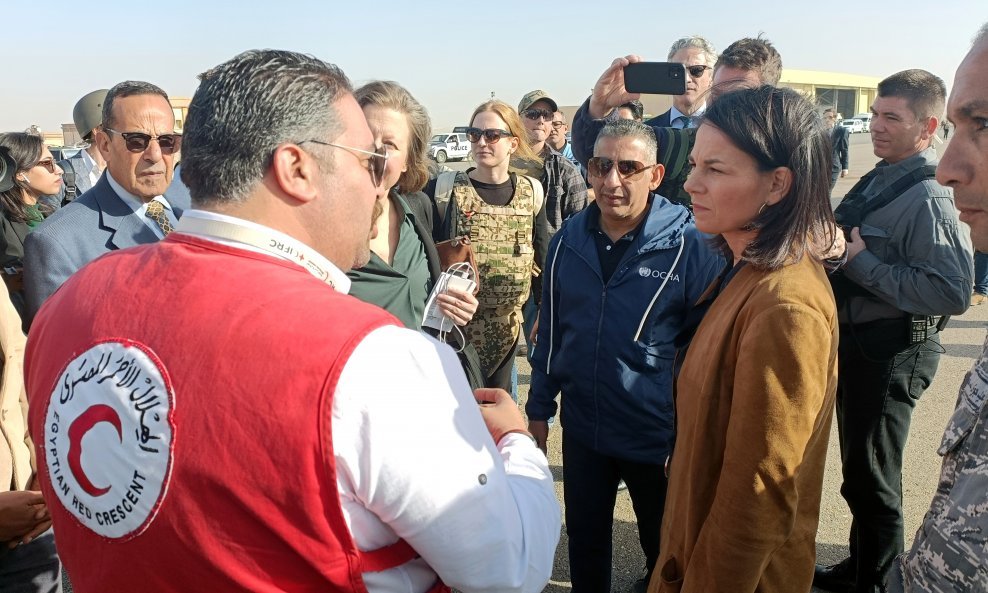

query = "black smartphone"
[623,62,687,95]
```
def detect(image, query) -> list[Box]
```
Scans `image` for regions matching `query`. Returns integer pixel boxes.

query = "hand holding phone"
[589,54,644,119]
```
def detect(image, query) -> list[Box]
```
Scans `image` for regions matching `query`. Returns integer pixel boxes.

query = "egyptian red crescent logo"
[67,404,123,497]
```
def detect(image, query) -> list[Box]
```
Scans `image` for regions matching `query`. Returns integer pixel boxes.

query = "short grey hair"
[180,49,352,206]
[102,81,171,130]
[667,35,717,65]
[594,120,658,165]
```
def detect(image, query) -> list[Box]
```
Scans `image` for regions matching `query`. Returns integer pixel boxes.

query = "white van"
[853,113,873,133]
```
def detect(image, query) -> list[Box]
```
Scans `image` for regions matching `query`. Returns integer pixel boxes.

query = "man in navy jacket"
[526,120,722,593]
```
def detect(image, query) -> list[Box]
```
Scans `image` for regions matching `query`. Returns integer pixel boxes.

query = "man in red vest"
[25,49,560,593]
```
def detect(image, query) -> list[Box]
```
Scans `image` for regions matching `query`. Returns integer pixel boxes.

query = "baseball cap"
[518,90,558,114]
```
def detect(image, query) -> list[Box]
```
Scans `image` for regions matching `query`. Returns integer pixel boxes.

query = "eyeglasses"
[587,157,658,179]
[105,128,182,154]
[551,120,566,129]
[32,158,57,174]
[522,108,554,122]
[301,140,389,188]
[465,128,514,144]
[686,65,712,78]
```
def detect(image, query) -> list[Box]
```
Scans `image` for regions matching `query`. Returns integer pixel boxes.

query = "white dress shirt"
[179,211,561,593]
[79,149,102,190]
[106,173,178,238]
[669,103,707,129]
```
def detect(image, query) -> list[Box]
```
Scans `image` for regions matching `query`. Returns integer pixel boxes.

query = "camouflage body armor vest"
[451,173,541,374]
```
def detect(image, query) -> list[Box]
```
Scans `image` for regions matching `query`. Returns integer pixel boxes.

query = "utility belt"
[841,314,946,347]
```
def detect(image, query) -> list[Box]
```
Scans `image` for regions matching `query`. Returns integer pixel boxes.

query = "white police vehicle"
[428,132,471,163]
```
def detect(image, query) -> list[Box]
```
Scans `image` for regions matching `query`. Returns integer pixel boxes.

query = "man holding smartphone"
[570,36,783,207]
[645,36,717,129]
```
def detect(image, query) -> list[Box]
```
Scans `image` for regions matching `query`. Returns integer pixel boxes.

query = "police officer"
[889,23,988,593]
[814,69,974,593]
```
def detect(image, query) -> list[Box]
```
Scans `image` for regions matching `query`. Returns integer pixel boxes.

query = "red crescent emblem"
[67,404,123,497]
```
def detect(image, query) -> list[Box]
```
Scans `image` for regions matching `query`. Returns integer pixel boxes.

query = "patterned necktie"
[145,200,173,236]
[675,115,692,129]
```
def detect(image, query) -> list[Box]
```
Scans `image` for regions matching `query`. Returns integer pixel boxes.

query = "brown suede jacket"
[651,255,838,593]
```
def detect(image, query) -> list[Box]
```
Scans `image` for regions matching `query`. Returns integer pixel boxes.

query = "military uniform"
[889,333,988,593]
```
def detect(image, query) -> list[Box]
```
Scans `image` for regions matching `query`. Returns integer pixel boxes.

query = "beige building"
[781,69,881,118]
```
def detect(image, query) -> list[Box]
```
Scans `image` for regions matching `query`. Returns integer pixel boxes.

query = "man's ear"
[648,163,666,191]
[94,128,112,163]
[922,115,939,140]
[765,166,793,205]
[270,143,322,205]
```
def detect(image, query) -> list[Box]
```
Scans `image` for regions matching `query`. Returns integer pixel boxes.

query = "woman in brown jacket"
[650,85,839,593]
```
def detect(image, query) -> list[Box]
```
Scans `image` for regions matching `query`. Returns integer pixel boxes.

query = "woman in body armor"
[0,133,63,322]
[348,81,484,388]
[426,101,549,392]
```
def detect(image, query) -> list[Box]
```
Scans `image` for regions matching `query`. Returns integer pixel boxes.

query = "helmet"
[72,89,109,142]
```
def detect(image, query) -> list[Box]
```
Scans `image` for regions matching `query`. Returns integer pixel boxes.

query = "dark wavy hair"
[701,85,835,270]
[0,132,56,223]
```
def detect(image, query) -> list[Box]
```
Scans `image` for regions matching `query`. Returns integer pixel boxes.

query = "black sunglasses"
[686,65,712,78]
[302,140,389,188]
[105,128,182,154]
[522,108,554,122]
[465,128,514,144]
[587,157,657,179]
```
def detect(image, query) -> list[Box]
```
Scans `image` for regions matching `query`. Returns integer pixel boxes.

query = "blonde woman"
[426,101,549,391]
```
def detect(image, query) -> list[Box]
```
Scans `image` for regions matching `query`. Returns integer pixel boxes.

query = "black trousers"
[562,432,667,593]
[836,321,941,589]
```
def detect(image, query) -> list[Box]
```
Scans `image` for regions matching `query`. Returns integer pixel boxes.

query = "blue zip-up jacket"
[526,196,723,463]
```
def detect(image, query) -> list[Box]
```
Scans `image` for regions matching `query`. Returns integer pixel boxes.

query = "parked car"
[853,113,873,132]
[428,132,470,163]
[840,118,865,134]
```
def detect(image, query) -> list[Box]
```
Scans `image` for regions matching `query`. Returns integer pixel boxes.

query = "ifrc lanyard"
[175,215,338,288]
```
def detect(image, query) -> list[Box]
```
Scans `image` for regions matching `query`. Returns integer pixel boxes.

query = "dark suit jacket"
[831,125,850,172]
[23,173,185,322]
[645,109,673,128]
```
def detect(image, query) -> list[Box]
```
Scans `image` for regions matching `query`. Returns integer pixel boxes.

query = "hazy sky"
[3,0,981,134]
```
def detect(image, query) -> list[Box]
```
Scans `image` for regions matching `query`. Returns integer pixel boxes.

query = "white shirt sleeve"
[333,326,561,593]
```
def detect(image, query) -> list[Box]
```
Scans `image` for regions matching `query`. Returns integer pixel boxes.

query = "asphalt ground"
[506,131,981,592]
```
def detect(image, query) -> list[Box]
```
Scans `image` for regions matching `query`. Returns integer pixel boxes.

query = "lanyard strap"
[175,216,337,288]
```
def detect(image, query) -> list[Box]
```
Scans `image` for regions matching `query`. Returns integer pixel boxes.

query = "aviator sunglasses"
[104,128,182,154]
[465,128,514,144]
[302,140,390,188]
[587,157,658,179]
